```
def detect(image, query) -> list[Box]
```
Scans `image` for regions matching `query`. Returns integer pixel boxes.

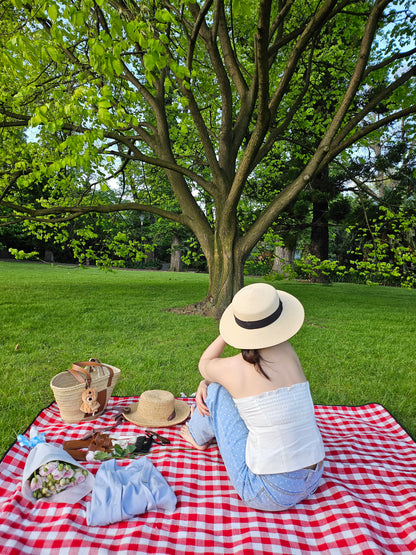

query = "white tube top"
[234,381,325,474]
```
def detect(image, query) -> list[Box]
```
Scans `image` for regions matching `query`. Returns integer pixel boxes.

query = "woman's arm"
[194,336,226,416]
[198,334,243,396]
[198,335,227,379]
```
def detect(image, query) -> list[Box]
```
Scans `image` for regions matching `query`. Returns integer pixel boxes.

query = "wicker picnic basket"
[50,359,121,423]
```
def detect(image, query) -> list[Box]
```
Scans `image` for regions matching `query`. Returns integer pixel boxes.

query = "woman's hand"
[195,380,210,417]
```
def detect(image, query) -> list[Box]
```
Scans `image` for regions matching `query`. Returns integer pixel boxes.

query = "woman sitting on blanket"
[181,282,325,511]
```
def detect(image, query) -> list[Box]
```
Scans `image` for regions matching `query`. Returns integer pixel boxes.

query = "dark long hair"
[241,349,271,380]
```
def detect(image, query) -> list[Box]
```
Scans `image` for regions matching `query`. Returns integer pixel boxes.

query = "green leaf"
[155,9,175,23]
[46,46,60,62]
[125,444,136,455]
[126,21,142,43]
[94,451,111,460]
[47,4,59,22]
[98,99,112,108]
[113,59,124,76]
[97,107,112,125]
[143,53,157,72]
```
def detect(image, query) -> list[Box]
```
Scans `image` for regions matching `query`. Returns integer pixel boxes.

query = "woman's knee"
[206,381,222,396]
[206,382,234,414]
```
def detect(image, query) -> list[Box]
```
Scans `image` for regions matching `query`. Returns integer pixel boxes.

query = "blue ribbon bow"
[17,432,46,449]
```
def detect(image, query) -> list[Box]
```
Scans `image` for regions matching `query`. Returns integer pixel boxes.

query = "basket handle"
[69,360,114,388]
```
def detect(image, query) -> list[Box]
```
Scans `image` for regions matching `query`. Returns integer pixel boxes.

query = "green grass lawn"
[1,260,415,456]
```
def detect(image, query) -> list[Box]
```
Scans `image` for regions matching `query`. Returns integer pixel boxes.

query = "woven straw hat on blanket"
[123,390,191,428]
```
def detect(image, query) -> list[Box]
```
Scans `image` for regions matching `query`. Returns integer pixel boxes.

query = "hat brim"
[123,399,191,428]
[219,289,304,349]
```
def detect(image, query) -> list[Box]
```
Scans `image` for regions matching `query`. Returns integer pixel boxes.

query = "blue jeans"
[187,383,324,511]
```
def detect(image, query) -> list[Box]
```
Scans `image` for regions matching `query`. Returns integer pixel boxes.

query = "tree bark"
[205,242,245,319]
[182,218,245,318]
[272,245,295,275]
[170,234,182,272]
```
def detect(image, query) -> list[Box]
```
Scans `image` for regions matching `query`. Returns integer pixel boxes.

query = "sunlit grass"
[1,261,415,456]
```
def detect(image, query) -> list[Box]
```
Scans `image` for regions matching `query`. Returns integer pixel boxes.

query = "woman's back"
[208,340,307,399]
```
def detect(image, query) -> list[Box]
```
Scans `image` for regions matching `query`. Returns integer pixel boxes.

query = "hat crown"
[232,283,279,323]
[137,390,175,421]
[123,390,191,428]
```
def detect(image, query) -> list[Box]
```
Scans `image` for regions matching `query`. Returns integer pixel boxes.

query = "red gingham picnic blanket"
[1,397,416,554]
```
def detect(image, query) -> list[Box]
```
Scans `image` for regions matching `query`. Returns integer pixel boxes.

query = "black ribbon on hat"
[234,299,283,330]
[167,410,176,421]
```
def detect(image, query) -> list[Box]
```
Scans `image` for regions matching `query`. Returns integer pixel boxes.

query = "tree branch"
[216,0,248,98]
[333,160,382,204]
[0,200,188,226]
[185,0,213,72]
[315,0,390,149]
[364,46,416,78]
[332,63,416,149]
[268,0,339,117]
[252,43,315,170]
[269,0,295,41]
[238,0,390,255]
[229,0,338,216]
[103,145,214,194]
[185,1,235,186]
[320,103,416,169]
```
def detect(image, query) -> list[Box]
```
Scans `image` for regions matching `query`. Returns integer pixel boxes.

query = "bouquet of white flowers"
[20,428,94,504]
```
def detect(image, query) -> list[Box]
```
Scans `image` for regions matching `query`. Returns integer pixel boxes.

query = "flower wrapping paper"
[21,440,94,504]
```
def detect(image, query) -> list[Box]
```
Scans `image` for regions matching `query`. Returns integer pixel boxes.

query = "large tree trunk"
[205,247,244,320]
[171,244,244,319]
[174,220,245,319]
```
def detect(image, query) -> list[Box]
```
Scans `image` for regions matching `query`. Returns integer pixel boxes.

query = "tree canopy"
[0,0,415,315]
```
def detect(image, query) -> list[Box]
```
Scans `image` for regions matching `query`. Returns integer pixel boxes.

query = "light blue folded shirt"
[86,457,177,526]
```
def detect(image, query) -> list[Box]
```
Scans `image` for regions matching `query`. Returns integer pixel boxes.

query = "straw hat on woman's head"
[219,283,304,349]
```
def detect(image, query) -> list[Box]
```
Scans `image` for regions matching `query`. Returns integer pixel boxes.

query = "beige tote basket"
[50,359,121,423]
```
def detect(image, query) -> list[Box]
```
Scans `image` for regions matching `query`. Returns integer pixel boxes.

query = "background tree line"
[3,120,415,288]
[0,0,415,314]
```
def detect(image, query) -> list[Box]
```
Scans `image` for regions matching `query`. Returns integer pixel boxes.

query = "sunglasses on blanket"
[134,431,171,454]
[144,431,171,445]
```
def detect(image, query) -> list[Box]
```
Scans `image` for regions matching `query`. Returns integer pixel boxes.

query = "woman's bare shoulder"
[199,352,241,380]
